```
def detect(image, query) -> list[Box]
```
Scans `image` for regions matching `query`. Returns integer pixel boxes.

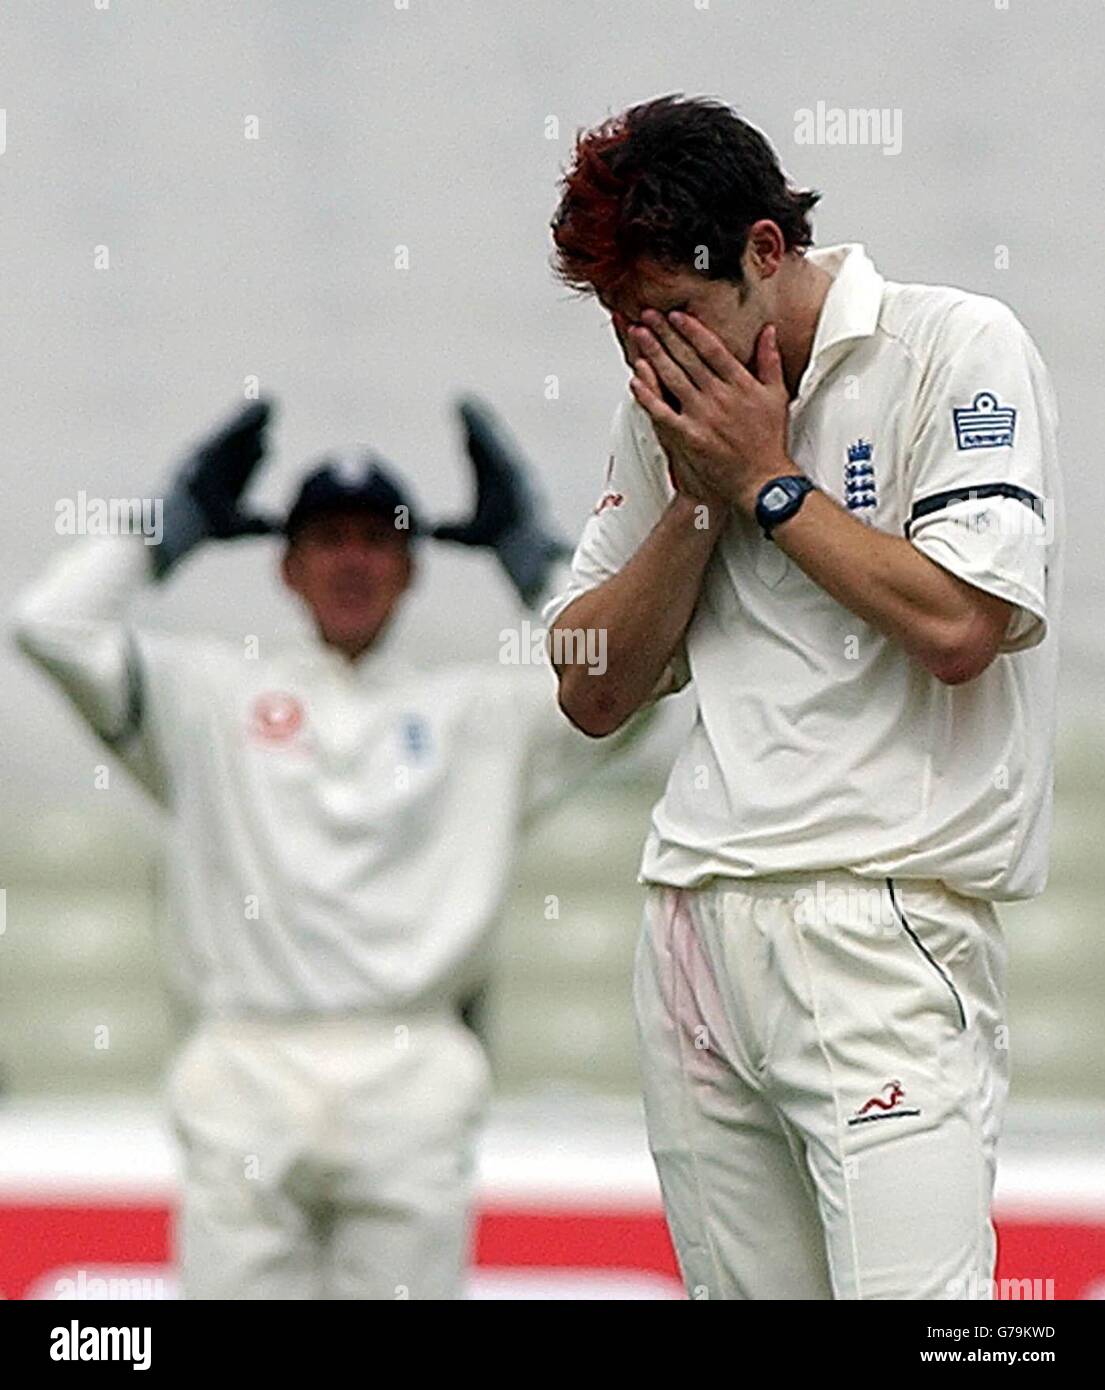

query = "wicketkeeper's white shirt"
[14,538,617,1017]
[545,244,1063,901]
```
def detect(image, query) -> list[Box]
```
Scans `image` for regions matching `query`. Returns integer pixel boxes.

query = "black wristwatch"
[754,474,816,540]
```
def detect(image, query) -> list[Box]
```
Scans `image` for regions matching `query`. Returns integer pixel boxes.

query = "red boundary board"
[1,1203,1102,1300]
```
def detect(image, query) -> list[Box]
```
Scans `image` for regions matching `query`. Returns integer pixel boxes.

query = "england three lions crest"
[844,439,877,515]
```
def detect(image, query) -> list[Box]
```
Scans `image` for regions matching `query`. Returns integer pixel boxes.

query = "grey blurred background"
[1,0,1102,1103]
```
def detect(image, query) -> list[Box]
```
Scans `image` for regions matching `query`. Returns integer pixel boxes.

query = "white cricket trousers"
[634,872,1009,1300]
[167,1012,490,1300]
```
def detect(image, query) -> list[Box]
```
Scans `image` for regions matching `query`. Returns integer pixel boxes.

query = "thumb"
[755,324,785,390]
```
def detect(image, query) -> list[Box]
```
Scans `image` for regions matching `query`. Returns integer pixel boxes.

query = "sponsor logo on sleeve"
[593,491,624,515]
[953,391,1016,450]
[593,451,625,514]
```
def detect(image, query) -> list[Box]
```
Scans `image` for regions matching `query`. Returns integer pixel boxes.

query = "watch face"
[762,484,790,513]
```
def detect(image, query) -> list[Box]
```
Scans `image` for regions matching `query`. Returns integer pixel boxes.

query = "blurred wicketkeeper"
[13,397,637,1300]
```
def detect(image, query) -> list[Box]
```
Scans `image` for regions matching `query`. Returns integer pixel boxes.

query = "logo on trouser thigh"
[847,1079,921,1126]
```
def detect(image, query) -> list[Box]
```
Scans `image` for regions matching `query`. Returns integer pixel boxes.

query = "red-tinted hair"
[551,94,819,300]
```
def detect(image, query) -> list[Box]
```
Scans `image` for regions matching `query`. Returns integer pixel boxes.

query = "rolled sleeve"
[903,301,1059,654]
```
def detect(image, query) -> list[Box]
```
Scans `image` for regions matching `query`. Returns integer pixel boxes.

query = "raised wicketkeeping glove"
[433,397,570,606]
[152,399,277,579]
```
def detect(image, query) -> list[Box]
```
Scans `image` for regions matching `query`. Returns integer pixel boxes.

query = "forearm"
[11,535,155,734]
[551,493,721,735]
[770,489,1011,681]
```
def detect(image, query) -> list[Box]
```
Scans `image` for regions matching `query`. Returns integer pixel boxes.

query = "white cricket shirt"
[546,244,1062,900]
[14,537,620,1016]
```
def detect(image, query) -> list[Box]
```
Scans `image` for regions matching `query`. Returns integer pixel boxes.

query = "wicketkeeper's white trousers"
[167,1012,490,1300]
[634,873,1008,1300]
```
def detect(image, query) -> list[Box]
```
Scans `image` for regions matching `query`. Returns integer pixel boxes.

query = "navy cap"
[284,452,422,539]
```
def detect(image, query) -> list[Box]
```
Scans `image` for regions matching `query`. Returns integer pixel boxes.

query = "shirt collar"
[290,620,410,684]
[795,243,885,398]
